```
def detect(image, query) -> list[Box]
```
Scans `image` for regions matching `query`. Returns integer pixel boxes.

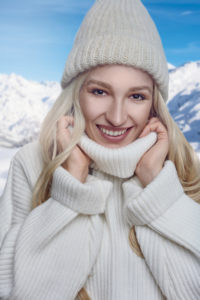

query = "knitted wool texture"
[61,0,169,101]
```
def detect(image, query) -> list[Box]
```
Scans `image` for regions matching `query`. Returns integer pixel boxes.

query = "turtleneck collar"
[79,132,157,179]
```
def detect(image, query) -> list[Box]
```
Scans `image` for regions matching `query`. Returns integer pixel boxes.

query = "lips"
[99,127,127,136]
[97,125,132,141]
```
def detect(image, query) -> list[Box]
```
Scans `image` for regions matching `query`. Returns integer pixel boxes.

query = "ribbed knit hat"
[61,0,169,101]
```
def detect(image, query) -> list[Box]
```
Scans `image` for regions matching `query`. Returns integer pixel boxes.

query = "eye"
[130,93,145,101]
[91,89,107,96]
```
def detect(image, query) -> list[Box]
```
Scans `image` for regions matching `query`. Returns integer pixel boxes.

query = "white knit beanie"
[61,0,169,102]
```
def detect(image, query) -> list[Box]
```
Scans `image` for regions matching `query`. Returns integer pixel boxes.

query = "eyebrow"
[85,79,153,94]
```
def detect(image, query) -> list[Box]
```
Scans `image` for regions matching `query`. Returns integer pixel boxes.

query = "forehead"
[85,64,154,88]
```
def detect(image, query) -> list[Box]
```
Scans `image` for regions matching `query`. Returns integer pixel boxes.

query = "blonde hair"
[31,69,200,300]
[32,72,88,208]
[152,86,200,203]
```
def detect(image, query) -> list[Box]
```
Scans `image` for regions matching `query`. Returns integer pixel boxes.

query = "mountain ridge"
[1,61,200,150]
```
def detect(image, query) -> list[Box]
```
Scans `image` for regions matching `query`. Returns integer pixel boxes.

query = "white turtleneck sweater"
[0,133,200,300]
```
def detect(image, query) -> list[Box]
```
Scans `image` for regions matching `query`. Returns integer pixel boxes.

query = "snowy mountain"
[0,61,200,150]
[168,63,175,71]
[0,73,61,147]
[168,61,200,151]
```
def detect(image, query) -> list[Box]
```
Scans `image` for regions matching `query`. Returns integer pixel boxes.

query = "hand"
[57,116,91,183]
[135,117,169,187]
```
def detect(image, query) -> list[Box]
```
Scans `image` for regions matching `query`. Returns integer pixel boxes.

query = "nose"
[106,99,127,126]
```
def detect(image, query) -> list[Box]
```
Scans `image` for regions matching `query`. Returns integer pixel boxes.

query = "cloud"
[181,10,200,16]
[181,11,193,16]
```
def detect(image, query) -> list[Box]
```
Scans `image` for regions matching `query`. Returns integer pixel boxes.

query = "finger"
[139,122,157,138]
[139,119,167,139]
[148,117,160,123]
[57,116,74,150]
[147,122,168,141]
[138,117,159,138]
[57,116,74,130]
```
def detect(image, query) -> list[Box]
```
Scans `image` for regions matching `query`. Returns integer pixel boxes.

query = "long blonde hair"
[31,69,200,300]
[32,72,88,208]
[152,86,200,203]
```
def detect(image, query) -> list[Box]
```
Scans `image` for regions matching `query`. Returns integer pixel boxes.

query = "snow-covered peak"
[0,73,60,97]
[168,60,200,101]
[0,73,61,147]
[0,73,36,92]
[167,61,200,151]
[168,63,176,71]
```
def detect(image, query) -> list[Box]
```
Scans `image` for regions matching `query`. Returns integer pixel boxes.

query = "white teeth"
[100,127,127,136]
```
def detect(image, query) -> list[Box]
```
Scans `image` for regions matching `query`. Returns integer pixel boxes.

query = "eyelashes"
[130,94,145,101]
[89,88,147,101]
[90,88,106,96]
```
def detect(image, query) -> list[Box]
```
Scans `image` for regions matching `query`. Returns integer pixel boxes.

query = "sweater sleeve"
[0,145,112,300]
[123,160,200,299]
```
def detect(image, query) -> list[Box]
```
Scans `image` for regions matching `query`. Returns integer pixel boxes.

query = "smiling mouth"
[97,125,132,137]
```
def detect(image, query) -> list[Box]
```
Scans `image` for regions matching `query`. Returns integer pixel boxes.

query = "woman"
[0,0,200,299]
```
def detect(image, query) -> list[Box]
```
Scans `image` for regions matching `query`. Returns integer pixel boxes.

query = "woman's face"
[79,65,153,148]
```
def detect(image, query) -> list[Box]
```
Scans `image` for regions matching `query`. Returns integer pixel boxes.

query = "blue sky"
[0,0,200,82]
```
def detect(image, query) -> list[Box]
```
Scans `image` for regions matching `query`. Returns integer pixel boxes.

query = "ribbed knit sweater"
[0,133,200,300]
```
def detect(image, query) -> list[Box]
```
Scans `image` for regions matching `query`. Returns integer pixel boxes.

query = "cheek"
[129,104,151,125]
[80,97,106,123]
[81,104,99,124]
